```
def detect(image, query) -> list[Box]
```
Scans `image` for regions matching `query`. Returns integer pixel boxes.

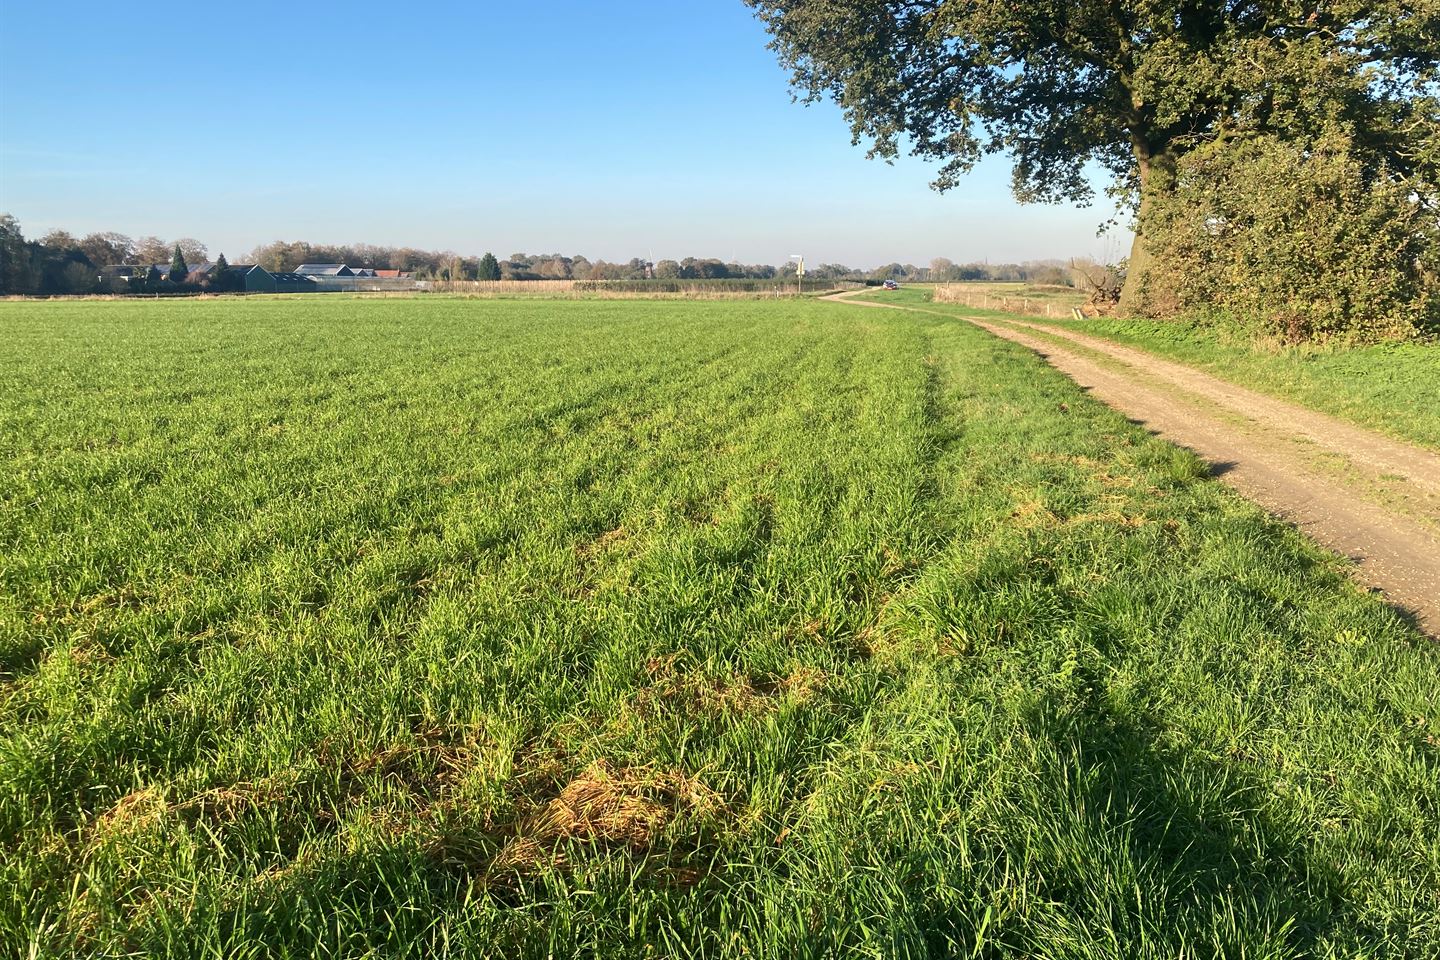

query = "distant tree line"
[891,259,1075,285]
[0,213,1092,296]
[243,243,1081,286]
[243,245,804,282]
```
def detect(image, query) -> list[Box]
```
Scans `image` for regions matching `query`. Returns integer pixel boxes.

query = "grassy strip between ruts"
[0,296,1436,958]
[867,286,1440,452]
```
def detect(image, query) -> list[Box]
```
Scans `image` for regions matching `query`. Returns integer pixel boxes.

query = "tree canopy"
[747,0,1440,327]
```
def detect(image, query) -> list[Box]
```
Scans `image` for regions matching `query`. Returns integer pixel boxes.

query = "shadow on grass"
[126,837,713,959]
[936,685,1363,955]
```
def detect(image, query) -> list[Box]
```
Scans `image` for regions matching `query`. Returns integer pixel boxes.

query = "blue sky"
[0,0,1124,267]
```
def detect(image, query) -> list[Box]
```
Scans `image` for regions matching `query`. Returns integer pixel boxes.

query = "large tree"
[173,238,209,266]
[39,230,78,251]
[0,214,34,295]
[745,1,1440,312]
[134,236,171,265]
[78,232,134,267]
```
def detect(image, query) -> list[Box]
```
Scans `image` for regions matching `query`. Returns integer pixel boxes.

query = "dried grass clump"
[577,526,629,558]
[90,774,302,850]
[92,787,167,839]
[773,665,825,703]
[639,655,828,718]
[530,760,720,847]
[483,760,723,877]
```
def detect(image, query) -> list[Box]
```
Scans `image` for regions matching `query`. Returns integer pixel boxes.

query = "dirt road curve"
[827,290,1440,636]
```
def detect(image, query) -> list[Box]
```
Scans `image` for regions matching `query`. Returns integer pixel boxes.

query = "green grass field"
[2,297,1437,958]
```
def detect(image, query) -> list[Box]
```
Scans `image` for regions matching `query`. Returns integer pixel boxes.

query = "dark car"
[883,279,900,290]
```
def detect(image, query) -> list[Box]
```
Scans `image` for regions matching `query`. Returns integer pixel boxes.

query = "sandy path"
[826,290,1440,636]
[1004,316,1440,497]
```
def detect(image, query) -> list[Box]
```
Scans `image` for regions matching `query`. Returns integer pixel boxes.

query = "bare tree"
[79,232,134,266]
[1070,258,1123,309]
[39,229,78,250]
[173,238,208,265]
[134,236,171,264]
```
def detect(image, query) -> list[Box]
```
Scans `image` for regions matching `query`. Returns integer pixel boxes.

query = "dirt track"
[827,290,1440,636]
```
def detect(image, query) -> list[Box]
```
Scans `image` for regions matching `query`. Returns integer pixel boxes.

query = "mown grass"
[1,296,1436,958]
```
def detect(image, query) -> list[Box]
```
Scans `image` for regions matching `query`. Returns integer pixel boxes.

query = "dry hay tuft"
[482,760,723,877]
[577,526,629,558]
[530,760,719,847]
[1010,498,1061,528]
[174,777,294,822]
[639,655,827,717]
[93,787,167,838]
[774,665,826,702]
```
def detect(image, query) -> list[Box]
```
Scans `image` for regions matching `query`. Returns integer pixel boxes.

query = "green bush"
[1142,129,1438,343]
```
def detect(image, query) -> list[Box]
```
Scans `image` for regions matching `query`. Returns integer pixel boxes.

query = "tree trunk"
[1118,145,1176,316]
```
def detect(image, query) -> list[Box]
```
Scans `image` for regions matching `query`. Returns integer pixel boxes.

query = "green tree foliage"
[0,215,97,295]
[1145,128,1439,342]
[0,214,33,295]
[746,0,1440,326]
[168,245,188,284]
[477,252,501,281]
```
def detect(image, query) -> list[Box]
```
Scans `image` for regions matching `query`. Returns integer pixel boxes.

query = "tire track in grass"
[825,291,1440,636]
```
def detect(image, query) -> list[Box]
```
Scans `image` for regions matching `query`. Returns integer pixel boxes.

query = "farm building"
[179,263,280,292]
[184,262,217,284]
[97,263,197,290]
[268,272,319,293]
[97,265,147,281]
[222,265,277,292]
[280,264,422,291]
[93,260,415,294]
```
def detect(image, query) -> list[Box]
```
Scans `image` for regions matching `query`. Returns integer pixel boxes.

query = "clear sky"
[0,0,1124,268]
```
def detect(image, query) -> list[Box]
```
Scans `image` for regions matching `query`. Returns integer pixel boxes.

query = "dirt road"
[827,290,1440,636]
